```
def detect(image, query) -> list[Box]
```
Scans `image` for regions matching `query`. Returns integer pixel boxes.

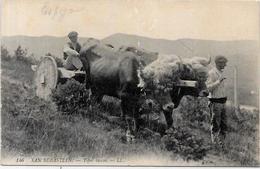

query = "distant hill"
[1,36,90,58]
[1,34,259,106]
[103,33,258,57]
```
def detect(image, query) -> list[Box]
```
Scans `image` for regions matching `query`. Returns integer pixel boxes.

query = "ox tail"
[207,55,211,65]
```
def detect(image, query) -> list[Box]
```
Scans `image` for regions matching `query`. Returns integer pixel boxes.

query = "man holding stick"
[206,55,228,147]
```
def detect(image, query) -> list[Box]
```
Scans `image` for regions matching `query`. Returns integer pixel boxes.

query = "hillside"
[1,34,259,106]
[1,57,258,166]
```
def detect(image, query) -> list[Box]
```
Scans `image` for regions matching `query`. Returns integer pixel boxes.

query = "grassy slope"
[1,59,258,166]
[0,59,174,164]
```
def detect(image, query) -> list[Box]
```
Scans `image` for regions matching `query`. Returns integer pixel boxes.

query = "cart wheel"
[35,56,58,100]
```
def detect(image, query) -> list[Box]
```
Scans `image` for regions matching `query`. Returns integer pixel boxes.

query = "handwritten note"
[41,1,84,21]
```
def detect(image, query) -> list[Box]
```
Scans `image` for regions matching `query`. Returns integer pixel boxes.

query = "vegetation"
[162,126,209,161]
[1,46,259,166]
[51,79,90,115]
[161,97,210,161]
[1,45,11,61]
[14,45,38,65]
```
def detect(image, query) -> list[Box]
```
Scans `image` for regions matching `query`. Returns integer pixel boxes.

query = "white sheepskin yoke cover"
[140,55,210,93]
[142,54,183,92]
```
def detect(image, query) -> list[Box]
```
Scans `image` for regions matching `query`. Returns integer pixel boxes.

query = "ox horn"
[207,55,211,65]
[176,55,184,72]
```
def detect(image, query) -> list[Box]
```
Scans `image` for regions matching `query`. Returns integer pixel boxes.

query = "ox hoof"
[126,130,136,143]
[130,135,136,143]
[126,136,136,143]
[126,136,131,143]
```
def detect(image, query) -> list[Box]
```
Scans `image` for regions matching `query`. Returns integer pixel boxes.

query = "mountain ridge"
[102,33,256,43]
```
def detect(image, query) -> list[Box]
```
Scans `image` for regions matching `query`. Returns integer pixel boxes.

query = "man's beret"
[215,55,228,63]
[68,31,78,38]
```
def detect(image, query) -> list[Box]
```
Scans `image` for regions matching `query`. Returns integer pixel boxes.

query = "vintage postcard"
[1,0,259,166]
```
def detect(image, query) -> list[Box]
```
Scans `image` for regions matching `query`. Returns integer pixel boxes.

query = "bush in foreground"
[51,79,90,115]
[161,96,210,161]
[162,126,209,161]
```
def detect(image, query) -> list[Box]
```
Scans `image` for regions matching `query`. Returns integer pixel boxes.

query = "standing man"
[206,55,228,147]
[63,31,83,70]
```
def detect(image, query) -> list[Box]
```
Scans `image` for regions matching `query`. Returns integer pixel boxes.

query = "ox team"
[63,31,228,145]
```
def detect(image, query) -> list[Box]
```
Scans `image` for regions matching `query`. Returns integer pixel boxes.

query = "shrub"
[51,79,90,115]
[172,96,210,131]
[14,45,39,65]
[1,45,11,61]
[162,126,210,161]
[15,45,27,61]
[162,96,210,161]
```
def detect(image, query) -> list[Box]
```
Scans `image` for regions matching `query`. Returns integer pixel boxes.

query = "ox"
[79,42,142,140]
[139,55,210,129]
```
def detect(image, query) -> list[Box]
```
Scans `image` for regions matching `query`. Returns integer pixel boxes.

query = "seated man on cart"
[63,31,83,71]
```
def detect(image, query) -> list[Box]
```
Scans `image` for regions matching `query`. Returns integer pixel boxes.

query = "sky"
[1,0,259,40]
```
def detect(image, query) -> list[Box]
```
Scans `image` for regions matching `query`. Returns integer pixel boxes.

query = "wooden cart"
[32,56,198,101]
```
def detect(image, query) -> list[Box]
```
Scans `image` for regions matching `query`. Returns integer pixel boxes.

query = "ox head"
[137,69,177,117]
[82,38,100,50]
[194,64,208,82]
[193,64,209,97]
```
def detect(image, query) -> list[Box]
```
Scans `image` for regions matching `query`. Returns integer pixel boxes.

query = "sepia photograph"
[1,0,259,166]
